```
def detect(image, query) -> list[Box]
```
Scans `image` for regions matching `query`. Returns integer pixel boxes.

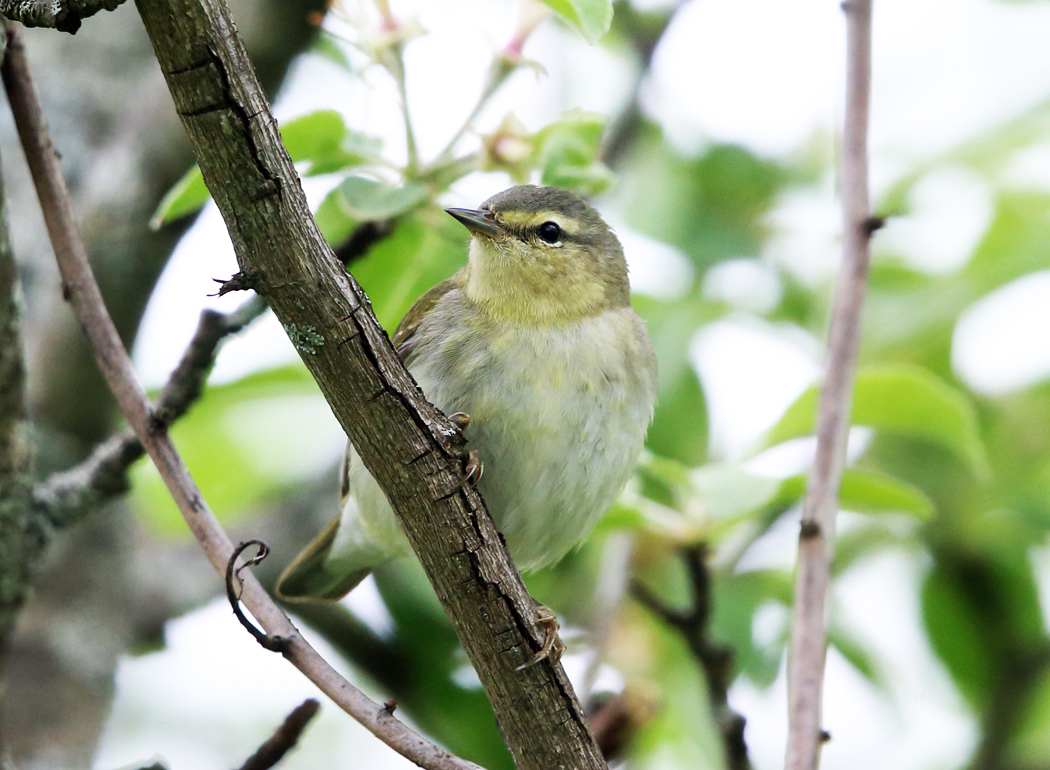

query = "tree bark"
[132,0,606,767]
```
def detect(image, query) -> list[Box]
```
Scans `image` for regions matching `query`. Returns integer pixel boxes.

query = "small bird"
[276,186,658,647]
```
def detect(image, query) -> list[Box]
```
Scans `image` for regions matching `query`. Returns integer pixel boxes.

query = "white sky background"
[96,0,1050,769]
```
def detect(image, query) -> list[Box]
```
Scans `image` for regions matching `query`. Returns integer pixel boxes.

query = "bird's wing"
[278,279,461,602]
[334,277,456,526]
[391,277,458,364]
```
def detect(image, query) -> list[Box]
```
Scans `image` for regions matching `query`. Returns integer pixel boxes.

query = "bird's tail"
[275,507,392,602]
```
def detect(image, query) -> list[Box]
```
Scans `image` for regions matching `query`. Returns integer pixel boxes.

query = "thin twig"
[785,3,874,769]
[1,23,482,770]
[373,0,419,174]
[632,546,750,770]
[390,44,418,175]
[235,698,321,770]
[31,295,267,528]
[0,0,126,33]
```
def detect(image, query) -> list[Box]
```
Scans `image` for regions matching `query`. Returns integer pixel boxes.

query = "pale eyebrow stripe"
[497,210,587,241]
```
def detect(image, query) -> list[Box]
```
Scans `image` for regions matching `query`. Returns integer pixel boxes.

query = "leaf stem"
[389,41,419,175]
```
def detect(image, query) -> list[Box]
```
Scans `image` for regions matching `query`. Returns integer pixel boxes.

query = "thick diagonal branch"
[128,1,607,768]
[785,2,874,769]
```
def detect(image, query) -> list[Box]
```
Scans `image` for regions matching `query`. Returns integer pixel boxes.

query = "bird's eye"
[537,221,561,244]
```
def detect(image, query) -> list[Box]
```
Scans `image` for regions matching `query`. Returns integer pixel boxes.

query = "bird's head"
[446,185,629,326]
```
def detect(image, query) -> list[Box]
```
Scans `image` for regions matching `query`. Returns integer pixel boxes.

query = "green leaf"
[532,111,614,197]
[351,210,466,330]
[634,296,717,465]
[629,605,729,770]
[151,111,384,228]
[692,463,781,521]
[833,526,912,576]
[840,469,935,518]
[337,177,428,221]
[593,500,647,533]
[711,570,792,688]
[311,35,353,71]
[614,137,787,272]
[539,0,613,44]
[829,626,884,688]
[1010,666,1050,766]
[150,166,209,229]
[921,562,997,710]
[314,186,359,246]
[131,364,339,536]
[280,111,346,164]
[778,469,934,520]
[767,363,988,476]
[281,111,381,176]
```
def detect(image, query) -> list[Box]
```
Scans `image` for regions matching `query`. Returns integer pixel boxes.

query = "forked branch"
[2,22,480,770]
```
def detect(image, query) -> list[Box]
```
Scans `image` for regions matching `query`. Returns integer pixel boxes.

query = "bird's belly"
[410,313,654,569]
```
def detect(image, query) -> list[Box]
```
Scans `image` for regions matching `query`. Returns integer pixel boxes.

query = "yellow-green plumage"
[276,185,657,602]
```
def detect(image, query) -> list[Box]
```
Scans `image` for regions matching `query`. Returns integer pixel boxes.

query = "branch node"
[213,270,258,296]
[226,540,291,654]
[799,520,822,540]
[861,215,885,237]
[148,407,172,435]
[382,699,398,716]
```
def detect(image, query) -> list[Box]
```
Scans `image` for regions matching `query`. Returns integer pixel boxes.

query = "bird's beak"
[445,207,502,238]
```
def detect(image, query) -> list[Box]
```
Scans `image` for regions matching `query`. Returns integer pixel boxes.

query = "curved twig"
[226,540,289,653]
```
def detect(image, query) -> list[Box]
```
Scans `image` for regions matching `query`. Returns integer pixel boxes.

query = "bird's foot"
[516,604,564,670]
[448,411,471,433]
[446,412,482,489]
[452,449,484,490]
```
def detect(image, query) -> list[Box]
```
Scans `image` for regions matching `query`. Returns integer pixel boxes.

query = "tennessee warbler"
[276,185,658,611]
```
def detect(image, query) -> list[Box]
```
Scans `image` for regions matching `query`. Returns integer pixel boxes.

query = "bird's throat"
[463,237,607,326]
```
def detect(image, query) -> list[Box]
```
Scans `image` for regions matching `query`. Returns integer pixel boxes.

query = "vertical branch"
[785,2,874,769]
[0,84,33,649]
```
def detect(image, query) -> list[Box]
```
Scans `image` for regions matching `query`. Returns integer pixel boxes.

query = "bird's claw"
[453,449,483,490]
[516,604,564,670]
[447,412,471,450]
[449,411,471,433]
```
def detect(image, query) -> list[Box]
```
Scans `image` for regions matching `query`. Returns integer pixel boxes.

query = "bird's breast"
[408,298,657,569]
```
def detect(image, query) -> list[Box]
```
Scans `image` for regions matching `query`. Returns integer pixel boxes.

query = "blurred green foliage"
[136,3,1050,769]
